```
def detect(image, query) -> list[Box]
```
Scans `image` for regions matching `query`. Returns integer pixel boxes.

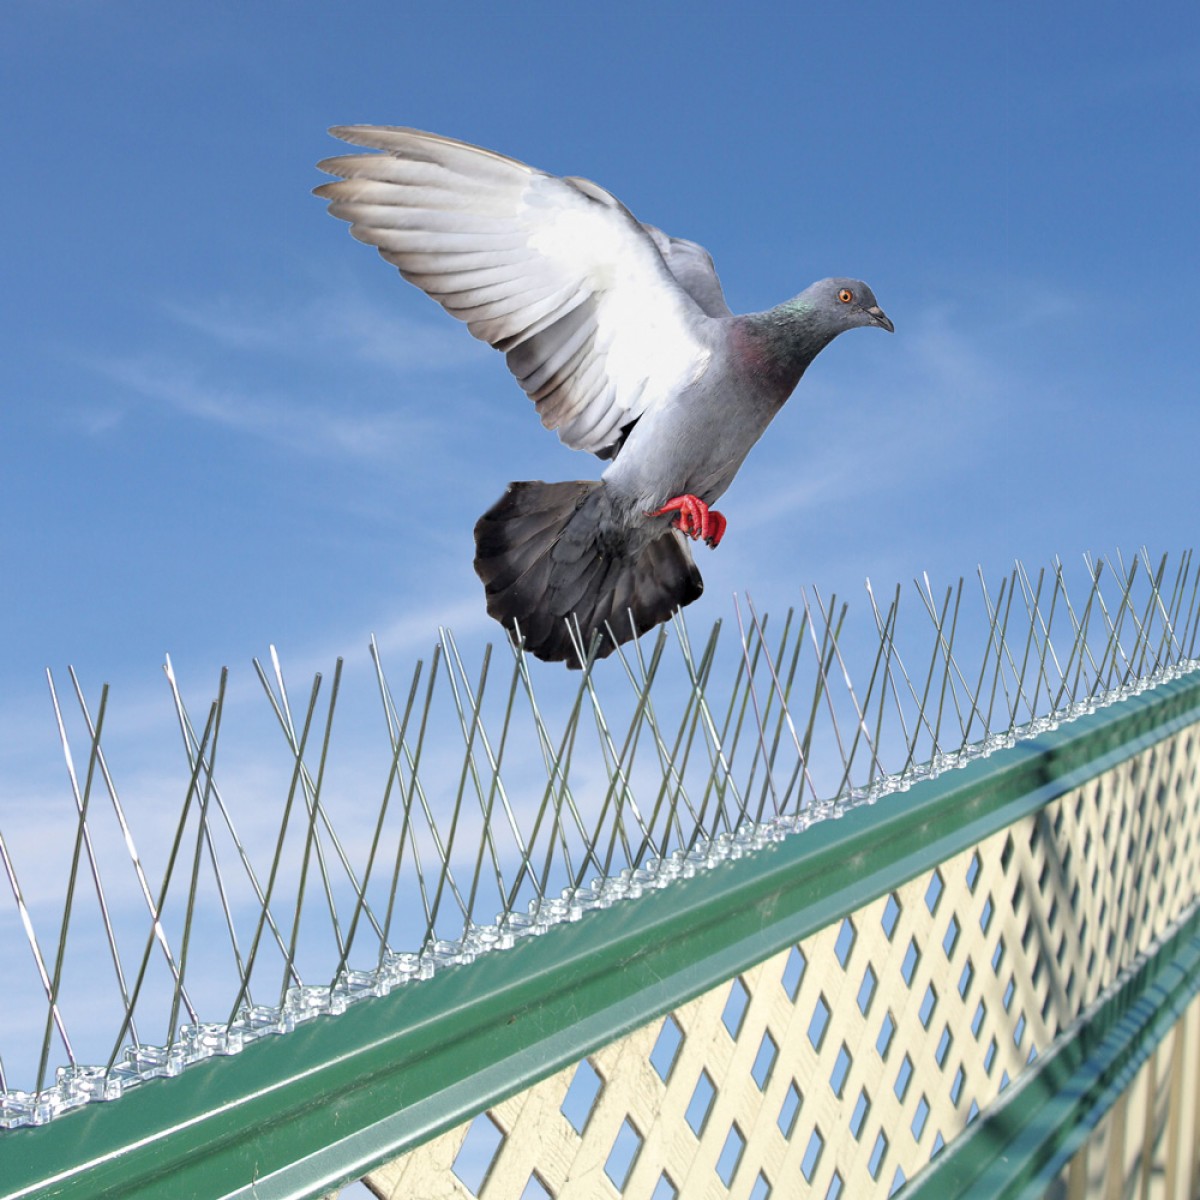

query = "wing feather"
[640,223,732,318]
[508,302,596,393]
[316,126,714,456]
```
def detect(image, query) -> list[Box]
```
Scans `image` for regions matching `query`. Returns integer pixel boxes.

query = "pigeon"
[315,127,893,666]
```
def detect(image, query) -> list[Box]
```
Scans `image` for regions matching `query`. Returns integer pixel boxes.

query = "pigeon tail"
[473,480,704,667]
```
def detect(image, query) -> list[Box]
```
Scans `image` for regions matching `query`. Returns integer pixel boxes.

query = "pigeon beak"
[865,305,894,333]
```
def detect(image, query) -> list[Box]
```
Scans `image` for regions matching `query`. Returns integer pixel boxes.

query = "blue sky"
[1,0,1197,1115]
[4,1,1197,696]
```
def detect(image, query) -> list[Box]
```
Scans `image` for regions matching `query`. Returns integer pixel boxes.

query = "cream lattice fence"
[377,714,1200,1198]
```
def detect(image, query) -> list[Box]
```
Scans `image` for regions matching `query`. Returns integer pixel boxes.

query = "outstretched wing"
[316,126,714,457]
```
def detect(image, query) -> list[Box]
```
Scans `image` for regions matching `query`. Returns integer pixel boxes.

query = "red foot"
[648,494,727,548]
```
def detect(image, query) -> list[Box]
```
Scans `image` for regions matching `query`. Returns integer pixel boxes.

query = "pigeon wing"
[638,223,732,318]
[316,127,713,457]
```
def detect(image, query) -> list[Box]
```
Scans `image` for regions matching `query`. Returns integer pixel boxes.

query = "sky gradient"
[5,4,1197,692]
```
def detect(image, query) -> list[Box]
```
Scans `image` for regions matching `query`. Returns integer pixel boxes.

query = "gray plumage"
[316,126,893,666]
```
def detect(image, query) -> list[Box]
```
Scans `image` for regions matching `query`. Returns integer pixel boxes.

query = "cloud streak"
[74,280,498,459]
[163,288,492,376]
[86,352,433,460]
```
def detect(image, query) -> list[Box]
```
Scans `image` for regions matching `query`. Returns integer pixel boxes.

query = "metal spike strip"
[1,551,1198,1128]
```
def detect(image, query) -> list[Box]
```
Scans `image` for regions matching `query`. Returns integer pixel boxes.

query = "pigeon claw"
[648,494,727,549]
[704,509,727,549]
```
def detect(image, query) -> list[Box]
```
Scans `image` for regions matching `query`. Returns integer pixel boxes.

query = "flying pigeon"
[315,127,893,666]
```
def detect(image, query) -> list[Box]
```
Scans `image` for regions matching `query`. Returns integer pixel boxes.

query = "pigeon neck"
[735,300,834,396]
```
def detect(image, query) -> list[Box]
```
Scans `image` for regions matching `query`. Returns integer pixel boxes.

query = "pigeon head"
[799,278,894,334]
[736,276,894,393]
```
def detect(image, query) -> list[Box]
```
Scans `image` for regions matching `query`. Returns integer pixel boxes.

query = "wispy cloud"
[74,280,498,458]
[246,594,494,685]
[85,352,433,459]
[162,287,492,375]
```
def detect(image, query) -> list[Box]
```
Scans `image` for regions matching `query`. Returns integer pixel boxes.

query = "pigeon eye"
[838,288,854,304]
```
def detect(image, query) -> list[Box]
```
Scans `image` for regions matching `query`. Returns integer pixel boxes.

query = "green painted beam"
[2,671,1199,1200]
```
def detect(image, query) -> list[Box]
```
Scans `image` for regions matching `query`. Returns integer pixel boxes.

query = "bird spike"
[1,550,1197,1123]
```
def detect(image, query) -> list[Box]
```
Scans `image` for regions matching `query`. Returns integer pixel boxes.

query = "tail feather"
[553,550,607,616]
[474,506,564,568]
[473,480,704,666]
